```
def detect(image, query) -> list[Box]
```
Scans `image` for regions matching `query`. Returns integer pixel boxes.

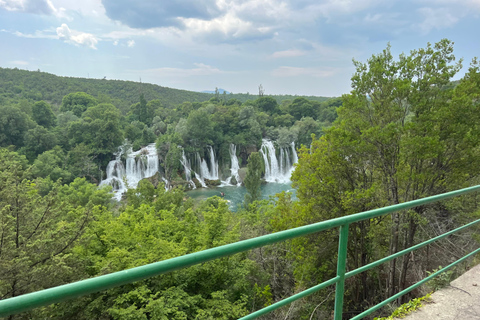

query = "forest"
[1,39,480,319]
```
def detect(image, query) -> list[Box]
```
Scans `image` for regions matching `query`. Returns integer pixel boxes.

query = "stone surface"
[401,264,480,320]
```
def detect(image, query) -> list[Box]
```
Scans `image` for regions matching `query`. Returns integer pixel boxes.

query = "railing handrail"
[1,185,480,318]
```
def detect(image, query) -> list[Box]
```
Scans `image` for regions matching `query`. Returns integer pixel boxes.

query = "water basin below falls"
[186,182,297,212]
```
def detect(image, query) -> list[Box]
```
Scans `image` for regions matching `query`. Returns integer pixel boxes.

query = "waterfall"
[180,149,196,189]
[100,143,160,200]
[209,146,219,180]
[127,144,159,187]
[161,177,169,191]
[179,147,220,189]
[260,139,298,183]
[225,144,241,186]
[194,146,219,183]
[199,146,218,180]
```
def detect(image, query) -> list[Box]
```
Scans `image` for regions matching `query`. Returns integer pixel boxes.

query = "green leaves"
[244,152,264,207]
[0,150,110,301]
[290,39,480,313]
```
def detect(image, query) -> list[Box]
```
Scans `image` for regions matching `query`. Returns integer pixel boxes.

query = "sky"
[1,0,479,97]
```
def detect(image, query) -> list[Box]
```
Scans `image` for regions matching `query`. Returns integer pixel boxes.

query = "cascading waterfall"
[99,147,127,200]
[178,147,221,189]
[199,146,219,180]
[161,177,170,191]
[100,140,297,200]
[195,153,207,187]
[260,139,298,183]
[225,144,241,186]
[180,149,196,189]
[100,143,160,200]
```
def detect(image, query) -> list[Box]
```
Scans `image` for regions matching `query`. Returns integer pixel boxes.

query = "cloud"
[1,0,53,14]
[56,23,99,49]
[11,29,58,39]
[417,7,460,34]
[140,63,225,78]
[10,60,29,65]
[179,12,274,42]
[49,0,106,18]
[0,0,68,17]
[101,0,220,28]
[127,39,135,47]
[271,49,306,58]
[272,66,336,78]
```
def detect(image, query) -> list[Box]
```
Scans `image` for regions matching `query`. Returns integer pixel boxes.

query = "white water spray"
[224,144,241,186]
[100,143,160,200]
[260,139,298,183]
[180,149,196,189]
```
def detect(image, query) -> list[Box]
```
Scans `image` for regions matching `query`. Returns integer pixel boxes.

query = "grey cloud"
[101,0,221,29]
[0,0,55,15]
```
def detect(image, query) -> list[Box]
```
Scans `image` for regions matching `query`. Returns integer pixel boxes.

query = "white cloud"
[179,12,274,41]
[272,66,336,78]
[12,29,58,39]
[0,0,23,11]
[113,39,118,45]
[140,63,225,78]
[417,7,460,34]
[49,0,106,17]
[127,39,135,47]
[271,49,306,58]
[56,23,99,49]
[10,60,29,65]
[0,0,68,18]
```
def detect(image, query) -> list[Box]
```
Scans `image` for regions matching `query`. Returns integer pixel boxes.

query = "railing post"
[334,223,349,320]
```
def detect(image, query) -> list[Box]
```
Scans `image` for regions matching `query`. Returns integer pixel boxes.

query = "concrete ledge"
[401,264,480,319]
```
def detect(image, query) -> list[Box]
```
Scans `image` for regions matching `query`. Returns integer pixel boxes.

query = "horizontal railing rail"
[1,185,480,319]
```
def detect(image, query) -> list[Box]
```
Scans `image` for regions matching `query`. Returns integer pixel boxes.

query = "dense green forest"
[1,39,480,319]
[0,67,330,113]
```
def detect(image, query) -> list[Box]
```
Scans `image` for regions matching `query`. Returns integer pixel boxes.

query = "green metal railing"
[1,185,480,319]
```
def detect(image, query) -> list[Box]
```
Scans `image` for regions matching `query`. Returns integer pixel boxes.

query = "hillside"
[0,67,331,113]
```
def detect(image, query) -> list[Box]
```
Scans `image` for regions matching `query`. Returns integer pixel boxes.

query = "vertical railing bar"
[334,223,350,320]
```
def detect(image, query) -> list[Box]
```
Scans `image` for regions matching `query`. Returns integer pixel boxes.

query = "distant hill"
[0,67,332,114]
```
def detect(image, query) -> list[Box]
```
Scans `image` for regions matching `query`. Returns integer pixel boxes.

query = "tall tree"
[0,149,111,313]
[291,39,480,312]
[0,105,33,148]
[60,92,97,117]
[244,152,264,206]
[68,103,123,160]
[32,101,56,129]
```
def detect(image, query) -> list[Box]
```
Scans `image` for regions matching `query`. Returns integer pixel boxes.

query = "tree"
[128,94,155,126]
[22,125,58,161]
[31,146,73,183]
[292,117,322,147]
[244,152,264,206]
[32,101,56,128]
[50,183,251,320]
[258,84,264,97]
[68,103,123,160]
[237,106,262,147]
[151,116,167,136]
[60,92,98,117]
[255,96,279,114]
[291,39,480,312]
[288,97,317,120]
[186,109,214,149]
[0,105,33,148]
[0,149,110,311]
